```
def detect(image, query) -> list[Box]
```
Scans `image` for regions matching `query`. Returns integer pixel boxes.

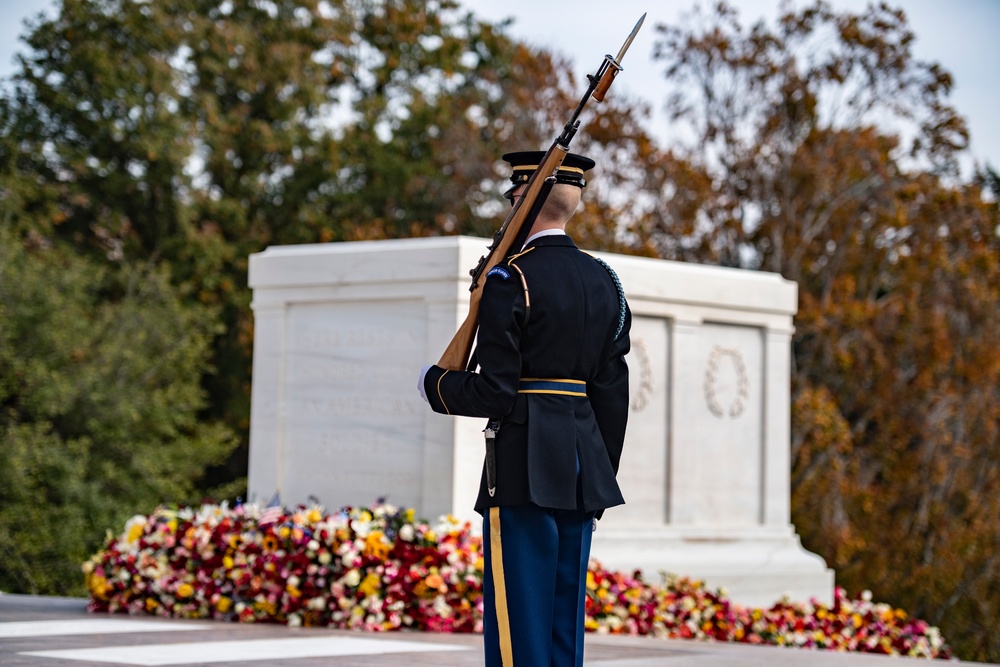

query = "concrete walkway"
[0,594,992,666]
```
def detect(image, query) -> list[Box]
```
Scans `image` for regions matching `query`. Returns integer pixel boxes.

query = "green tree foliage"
[650,2,1000,661]
[0,226,237,595]
[3,0,508,481]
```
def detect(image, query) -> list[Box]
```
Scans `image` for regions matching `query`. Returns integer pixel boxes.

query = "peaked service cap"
[502,150,596,189]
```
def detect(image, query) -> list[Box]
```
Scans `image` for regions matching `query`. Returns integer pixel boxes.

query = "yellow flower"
[176,583,194,599]
[216,597,233,613]
[86,573,108,598]
[126,520,145,544]
[307,508,322,523]
[364,531,392,560]
[358,572,381,597]
[145,598,159,612]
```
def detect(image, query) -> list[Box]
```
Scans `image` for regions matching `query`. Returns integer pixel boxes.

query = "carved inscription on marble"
[280,301,426,506]
[703,345,749,419]
[291,396,418,419]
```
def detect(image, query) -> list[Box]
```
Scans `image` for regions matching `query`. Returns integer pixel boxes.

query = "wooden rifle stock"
[435,13,645,372]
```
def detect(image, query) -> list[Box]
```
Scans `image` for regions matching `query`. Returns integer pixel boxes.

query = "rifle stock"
[434,13,645,372]
[437,294,482,371]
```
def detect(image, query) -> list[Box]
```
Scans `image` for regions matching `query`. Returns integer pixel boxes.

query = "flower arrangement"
[83,501,951,659]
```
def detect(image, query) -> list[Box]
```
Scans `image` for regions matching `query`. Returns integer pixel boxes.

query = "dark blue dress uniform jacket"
[423,234,631,515]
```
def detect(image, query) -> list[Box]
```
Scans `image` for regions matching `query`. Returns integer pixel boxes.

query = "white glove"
[417,365,432,402]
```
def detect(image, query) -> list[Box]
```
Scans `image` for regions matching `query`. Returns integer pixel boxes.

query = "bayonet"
[592,12,646,102]
[615,12,646,64]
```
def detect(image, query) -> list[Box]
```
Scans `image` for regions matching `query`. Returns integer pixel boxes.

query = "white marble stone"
[247,236,834,607]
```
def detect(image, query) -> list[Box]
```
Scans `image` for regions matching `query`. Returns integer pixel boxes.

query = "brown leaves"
[648,2,1000,660]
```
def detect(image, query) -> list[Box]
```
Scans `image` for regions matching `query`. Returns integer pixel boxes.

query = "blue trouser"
[482,504,596,667]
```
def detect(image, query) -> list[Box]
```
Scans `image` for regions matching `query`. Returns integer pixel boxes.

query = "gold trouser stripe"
[489,507,514,666]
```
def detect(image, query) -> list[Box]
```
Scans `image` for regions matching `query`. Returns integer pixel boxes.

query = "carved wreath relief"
[703,345,749,419]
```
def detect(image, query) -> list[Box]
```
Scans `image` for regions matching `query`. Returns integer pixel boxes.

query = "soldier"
[419,151,631,667]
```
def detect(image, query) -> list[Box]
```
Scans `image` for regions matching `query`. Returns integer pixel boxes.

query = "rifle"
[436,13,646,372]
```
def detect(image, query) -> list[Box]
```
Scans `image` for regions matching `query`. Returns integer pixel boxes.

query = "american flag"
[258,492,283,527]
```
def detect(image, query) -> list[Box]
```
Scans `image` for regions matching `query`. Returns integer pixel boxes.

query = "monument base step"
[591,526,835,608]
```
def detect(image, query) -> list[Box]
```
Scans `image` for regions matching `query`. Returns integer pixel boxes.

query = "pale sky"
[1,0,997,173]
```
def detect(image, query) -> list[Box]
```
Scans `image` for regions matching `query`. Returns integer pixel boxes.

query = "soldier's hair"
[539,183,582,223]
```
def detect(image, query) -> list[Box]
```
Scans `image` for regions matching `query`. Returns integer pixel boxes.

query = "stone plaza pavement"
[1,593,994,667]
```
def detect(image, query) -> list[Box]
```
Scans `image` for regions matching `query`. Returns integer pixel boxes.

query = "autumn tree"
[651,1,1000,660]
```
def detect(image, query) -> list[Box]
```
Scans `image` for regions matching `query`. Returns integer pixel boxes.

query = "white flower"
[350,519,371,538]
[433,595,453,618]
[399,525,415,542]
[344,569,361,587]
